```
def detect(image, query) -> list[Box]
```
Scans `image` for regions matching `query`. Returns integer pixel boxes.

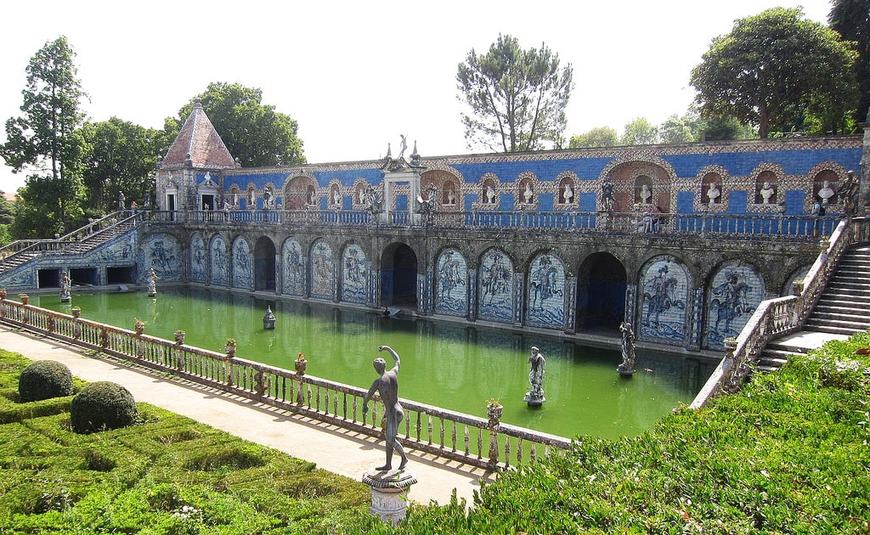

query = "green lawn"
[0,350,368,534]
[347,333,870,533]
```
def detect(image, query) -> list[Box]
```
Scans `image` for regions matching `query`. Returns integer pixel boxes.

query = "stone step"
[810,310,870,322]
[830,274,870,282]
[825,283,870,293]
[804,317,870,330]
[766,342,810,354]
[817,297,870,307]
[839,260,870,267]
[803,324,867,336]
[813,304,870,317]
[756,364,780,373]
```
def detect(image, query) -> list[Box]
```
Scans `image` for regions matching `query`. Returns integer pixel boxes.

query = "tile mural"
[210,235,228,286]
[341,244,369,303]
[526,253,565,328]
[638,256,689,345]
[310,240,335,300]
[190,233,206,283]
[282,239,305,296]
[232,237,253,290]
[139,233,180,282]
[434,249,468,317]
[477,249,514,323]
[784,265,811,296]
[704,262,766,349]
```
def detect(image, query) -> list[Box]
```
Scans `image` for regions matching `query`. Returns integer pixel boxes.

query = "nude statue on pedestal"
[363,345,408,471]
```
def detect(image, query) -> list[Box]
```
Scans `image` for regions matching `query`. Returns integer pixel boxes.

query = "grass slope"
[0,349,368,534]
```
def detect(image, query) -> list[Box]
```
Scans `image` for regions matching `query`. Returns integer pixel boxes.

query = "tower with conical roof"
[155,102,239,211]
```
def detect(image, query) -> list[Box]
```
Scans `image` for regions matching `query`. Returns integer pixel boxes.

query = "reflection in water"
[36,288,715,439]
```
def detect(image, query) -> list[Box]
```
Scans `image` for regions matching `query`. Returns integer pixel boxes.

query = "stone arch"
[351,178,371,208]
[783,264,812,296]
[139,233,182,283]
[309,239,336,300]
[327,180,343,210]
[254,236,277,291]
[477,173,501,209]
[434,248,468,317]
[810,165,844,206]
[422,169,461,211]
[556,171,577,207]
[381,241,419,307]
[283,175,318,210]
[341,242,370,304]
[751,164,785,206]
[190,232,207,283]
[281,237,305,296]
[576,251,627,331]
[209,234,228,286]
[477,248,514,323]
[636,255,691,345]
[526,251,567,329]
[232,236,253,290]
[703,260,766,349]
[601,160,673,212]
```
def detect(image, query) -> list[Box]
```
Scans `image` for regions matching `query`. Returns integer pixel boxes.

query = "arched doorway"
[381,243,418,308]
[576,252,627,331]
[254,236,276,291]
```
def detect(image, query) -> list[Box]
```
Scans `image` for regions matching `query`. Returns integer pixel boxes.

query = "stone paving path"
[0,325,492,505]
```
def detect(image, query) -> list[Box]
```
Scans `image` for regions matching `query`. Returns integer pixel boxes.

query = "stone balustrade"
[0,297,570,470]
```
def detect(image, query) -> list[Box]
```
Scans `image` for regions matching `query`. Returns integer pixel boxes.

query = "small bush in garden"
[83,449,116,472]
[185,446,265,471]
[70,381,137,434]
[18,360,73,402]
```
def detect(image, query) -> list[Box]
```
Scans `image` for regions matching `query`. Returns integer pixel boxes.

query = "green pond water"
[36,287,714,439]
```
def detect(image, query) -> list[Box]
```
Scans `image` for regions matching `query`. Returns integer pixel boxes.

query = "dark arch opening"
[254,236,276,291]
[576,252,627,332]
[381,243,418,308]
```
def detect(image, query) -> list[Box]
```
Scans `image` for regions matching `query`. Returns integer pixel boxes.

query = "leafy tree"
[830,0,870,122]
[690,8,858,138]
[80,118,164,213]
[658,114,697,144]
[698,115,756,141]
[0,36,85,237]
[456,34,573,152]
[621,117,659,145]
[165,83,304,167]
[0,194,14,246]
[568,126,618,148]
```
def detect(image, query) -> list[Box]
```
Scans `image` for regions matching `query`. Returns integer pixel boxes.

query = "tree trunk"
[759,103,770,139]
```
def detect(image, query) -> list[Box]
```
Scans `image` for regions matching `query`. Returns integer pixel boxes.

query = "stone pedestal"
[361,469,417,525]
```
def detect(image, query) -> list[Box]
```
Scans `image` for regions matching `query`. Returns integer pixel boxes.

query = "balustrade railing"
[151,209,836,240]
[690,216,865,408]
[0,298,569,469]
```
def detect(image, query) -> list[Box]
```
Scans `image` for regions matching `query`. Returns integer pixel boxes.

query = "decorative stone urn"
[361,469,417,525]
[134,319,145,336]
[486,400,503,428]
[294,352,307,376]
[18,294,29,305]
[225,338,237,358]
[71,307,82,319]
[263,306,276,330]
[174,330,185,346]
[0,288,8,300]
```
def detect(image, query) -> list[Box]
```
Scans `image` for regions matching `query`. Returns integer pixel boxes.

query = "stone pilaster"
[274,251,281,295]
[689,287,704,350]
[563,275,577,333]
[467,267,477,322]
[513,272,524,327]
[623,283,636,327]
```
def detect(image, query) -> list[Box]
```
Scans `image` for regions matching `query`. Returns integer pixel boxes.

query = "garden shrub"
[70,381,137,434]
[18,360,73,402]
[184,445,265,471]
[82,449,116,472]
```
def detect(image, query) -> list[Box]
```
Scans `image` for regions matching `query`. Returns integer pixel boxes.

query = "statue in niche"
[231,191,239,208]
[562,182,574,204]
[523,346,546,406]
[706,183,721,207]
[263,188,273,209]
[759,181,775,205]
[332,187,341,206]
[417,184,438,217]
[837,171,859,215]
[446,187,456,205]
[639,183,652,205]
[618,322,636,376]
[523,181,534,204]
[248,188,256,209]
[363,345,408,471]
[306,186,316,206]
[600,178,615,212]
[484,184,497,204]
[817,180,835,205]
[358,186,367,206]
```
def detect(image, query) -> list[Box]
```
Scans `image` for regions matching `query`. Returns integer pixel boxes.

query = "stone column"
[563,275,577,333]
[623,283,636,327]
[513,272,524,327]
[467,267,477,322]
[688,288,704,350]
[361,470,417,525]
[371,268,381,308]
[274,251,281,295]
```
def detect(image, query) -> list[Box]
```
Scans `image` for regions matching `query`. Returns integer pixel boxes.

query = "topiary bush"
[18,360,73,402]
[70,381,137,434]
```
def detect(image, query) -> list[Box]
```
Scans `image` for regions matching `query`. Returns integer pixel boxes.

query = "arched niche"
[477,248,514,323]
[557,175,576,206]
[309,240,335,300]
[700,172,723,207]
[812,169,839,206]
[190,232,207,283]
[232,237,253,290]
[284,175,318,210]
[210,235,228,286]
[281,238,305,296]
[754,170,779,205]
[604,161,672,212]
[704,261,766,349]
[254,236,276,291]
[434,248,468,317]
[421,170,461,211]
[341,243,369,304]
[526,252,566,329]
[637,255,690,345]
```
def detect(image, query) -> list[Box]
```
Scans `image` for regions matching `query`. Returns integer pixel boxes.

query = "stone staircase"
[59,218,138,255]
[757,242,869,373]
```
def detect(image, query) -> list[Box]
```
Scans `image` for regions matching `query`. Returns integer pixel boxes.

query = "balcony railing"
[147,209,839,239]
[0,298,570,470]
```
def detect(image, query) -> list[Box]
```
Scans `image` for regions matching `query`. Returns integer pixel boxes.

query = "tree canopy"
[568,127,618,148]
[690,7,859,137]
[456,34,573,152]
[829,0,870,122]
[165,82,305,167]
[1,36,86,237]
[621,117,659,145]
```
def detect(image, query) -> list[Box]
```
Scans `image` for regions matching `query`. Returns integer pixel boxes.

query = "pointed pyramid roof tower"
[159,102,238,170]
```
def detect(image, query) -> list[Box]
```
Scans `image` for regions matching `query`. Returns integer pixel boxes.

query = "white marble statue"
[248,189,256,209]
[446,187,456,205]
[707,183,721,206]
[759,181,775,204]
[485,185,496,204]
[562,183,574,204]
[332,187,341,206]
[818,180,835,205]
[359,187,368,205]
[307,187,316,206]
[640,184,652,205]
[523,182,534,204]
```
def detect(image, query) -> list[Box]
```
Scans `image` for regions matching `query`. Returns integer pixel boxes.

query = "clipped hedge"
[70,381,137,434]
[18,360,73,402]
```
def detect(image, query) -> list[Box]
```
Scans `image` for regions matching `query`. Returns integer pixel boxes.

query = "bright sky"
[0,0,832,194]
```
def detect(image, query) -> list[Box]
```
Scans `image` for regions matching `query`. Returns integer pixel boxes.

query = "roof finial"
[194,100,203,109]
